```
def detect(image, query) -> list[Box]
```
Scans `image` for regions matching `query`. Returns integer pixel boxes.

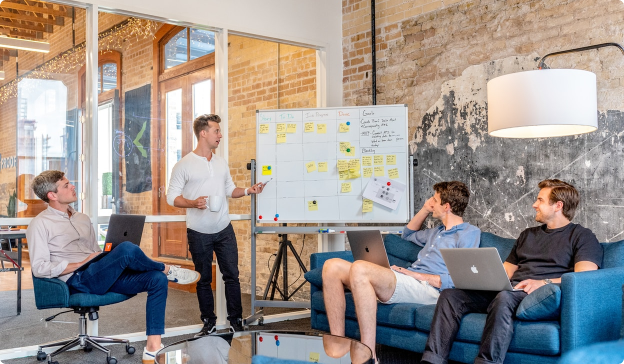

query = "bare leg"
[349,260,397,359]
[146,335,161,352]
[322,258,353,336]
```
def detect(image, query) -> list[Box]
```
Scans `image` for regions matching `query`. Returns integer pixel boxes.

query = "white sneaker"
[142,344,164,364]
[167,265,200,285]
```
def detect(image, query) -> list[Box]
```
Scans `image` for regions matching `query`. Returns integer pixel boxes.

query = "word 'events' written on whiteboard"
[255,105,409,223]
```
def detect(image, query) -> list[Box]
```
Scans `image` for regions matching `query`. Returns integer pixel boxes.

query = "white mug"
[208,195,223,212]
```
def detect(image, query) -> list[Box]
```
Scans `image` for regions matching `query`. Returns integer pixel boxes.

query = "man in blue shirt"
[322,181,481,361]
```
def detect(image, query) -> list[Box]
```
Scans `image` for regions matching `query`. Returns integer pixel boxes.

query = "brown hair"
[433,181,470,217]
[537,179,579,220]
[193,114,221,139]
[32,170,65,203]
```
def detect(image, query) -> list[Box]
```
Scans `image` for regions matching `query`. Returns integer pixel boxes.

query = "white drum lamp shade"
[487,69,597,138]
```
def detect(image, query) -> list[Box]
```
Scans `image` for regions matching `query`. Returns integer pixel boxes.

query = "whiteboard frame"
[255,105,410,224]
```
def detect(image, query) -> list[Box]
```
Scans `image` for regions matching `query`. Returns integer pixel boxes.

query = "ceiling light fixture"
[487,43,624,138]
[0,35,50,53]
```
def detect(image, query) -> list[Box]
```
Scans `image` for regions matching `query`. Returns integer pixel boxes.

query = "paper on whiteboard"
[362,176,405,210]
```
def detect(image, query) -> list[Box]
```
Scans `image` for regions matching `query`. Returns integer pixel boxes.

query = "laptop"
[440,248,522,291]
[75,214,146,271]
[347,230,391,269]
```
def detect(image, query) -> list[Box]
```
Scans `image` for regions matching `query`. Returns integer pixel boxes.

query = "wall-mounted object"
[487,43,624,138]
[0,35,50,53]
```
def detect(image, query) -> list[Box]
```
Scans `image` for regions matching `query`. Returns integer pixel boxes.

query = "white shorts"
[380,270,440,305]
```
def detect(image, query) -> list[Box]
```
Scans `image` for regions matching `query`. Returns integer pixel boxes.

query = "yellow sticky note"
[317,123,327,134]
[304,122,314,133]
[339,170,349,180]
[363,198,373,213]
[341,182,352,193]
[348,169,361,179]
[337,159,348,172]
[386,155,397,165]
[309,352,320,363]
[306,161,317,173]
[262,166,272,176]
[374,155,384,165]
[363,167,373,178]
[308,200,318,211]
[287,123,297,133]
[259,124,269,134]
[276,133,286,144]
[339,142,350,153]
[318,162,328,172]
[388,168,399,179]
[276,123,286,133]
[362,156,372,166]
[339,123,350,133]
[345,145,355,156]
[348,159,360,170]
[374,166,385,176]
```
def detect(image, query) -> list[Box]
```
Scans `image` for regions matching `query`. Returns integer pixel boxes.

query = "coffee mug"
[209,195,223,212]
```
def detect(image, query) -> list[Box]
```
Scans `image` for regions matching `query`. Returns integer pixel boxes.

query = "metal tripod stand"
[262,230,308,301]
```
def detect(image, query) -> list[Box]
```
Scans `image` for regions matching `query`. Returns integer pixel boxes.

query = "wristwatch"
[244,188,249,196]
[543,278,553,285]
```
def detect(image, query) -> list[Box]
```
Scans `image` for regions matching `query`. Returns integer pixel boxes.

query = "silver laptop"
[347,230,391,269]
[440,248,522,291]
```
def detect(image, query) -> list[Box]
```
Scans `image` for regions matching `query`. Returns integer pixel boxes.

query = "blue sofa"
[305,232,624,364]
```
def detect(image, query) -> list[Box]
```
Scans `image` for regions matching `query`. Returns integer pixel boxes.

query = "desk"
[0,229,26,315]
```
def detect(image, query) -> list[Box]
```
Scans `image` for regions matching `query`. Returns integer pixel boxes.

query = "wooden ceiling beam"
[0,10,64,26]
[0,18,53,32]
[0,1,71,18]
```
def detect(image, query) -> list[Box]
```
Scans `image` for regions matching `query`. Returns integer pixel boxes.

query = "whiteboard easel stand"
[244,157,415,326]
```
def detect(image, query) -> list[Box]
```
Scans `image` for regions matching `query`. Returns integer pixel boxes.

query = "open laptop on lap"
[440,248,522,291]
[75,214,146,272]
[347,230,392,269]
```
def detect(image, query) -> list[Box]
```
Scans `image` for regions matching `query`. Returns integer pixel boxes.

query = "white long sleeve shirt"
[27,206,101,282]
[166,151,237,234]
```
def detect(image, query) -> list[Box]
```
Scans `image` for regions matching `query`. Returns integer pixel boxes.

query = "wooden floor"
[0,258,33,292]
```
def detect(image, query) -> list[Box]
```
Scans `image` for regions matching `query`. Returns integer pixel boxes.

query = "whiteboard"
[255,105,410,223]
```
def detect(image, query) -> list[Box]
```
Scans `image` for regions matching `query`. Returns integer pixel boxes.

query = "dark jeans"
[187,223,242,322]
[66,242,168,336]
[421,289,528,364]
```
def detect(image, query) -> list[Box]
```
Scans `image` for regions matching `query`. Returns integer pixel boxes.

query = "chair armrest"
[309,251,353,270]
[561,267,624,353]
[33,276,70,309]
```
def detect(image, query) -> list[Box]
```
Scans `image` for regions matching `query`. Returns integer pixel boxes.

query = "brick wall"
[228,35,317,299]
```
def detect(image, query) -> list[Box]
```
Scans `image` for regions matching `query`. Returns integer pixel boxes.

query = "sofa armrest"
[561,266,624,353]
[32,276,70,309]
[309,251,353,270]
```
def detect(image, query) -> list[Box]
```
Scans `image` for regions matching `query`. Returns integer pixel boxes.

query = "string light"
[0,18,158,105]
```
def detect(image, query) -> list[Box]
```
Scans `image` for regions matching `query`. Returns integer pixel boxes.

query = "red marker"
[387,182,391,186]
[259,337,263,342]
[274,217,278,221]
[259,215,263,219]
[274,335,279,340]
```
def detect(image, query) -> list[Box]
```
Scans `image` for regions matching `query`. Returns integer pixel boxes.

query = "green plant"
[102,172,113,195]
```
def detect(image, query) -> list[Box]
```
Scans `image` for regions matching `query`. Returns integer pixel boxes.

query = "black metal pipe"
[538,42,624,69]
[371,0,376,105]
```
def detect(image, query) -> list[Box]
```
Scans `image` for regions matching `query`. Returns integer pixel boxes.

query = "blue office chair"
[33,276,136,364]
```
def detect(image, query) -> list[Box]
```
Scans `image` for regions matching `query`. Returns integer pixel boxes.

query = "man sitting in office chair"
[27,170,200,364]
[322,181,481,361]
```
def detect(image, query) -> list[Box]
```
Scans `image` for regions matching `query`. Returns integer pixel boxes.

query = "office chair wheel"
[36,351,46,361]
[126,345,135,354]
[84,343,93,352]
[107,357,117,364]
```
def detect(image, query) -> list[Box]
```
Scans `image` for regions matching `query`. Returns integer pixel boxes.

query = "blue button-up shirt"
[401,222,480,291]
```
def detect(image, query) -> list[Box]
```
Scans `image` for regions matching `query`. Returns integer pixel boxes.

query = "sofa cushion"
[384,234,422,267]
[304,267,323,289]
[602,240,624,269]
[516,284,561,321]
[479,232,516,261]
[311,291,422,329]
[414,303,561,355]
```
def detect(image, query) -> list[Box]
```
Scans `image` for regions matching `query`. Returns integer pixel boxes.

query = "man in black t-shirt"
[421,179,603,364]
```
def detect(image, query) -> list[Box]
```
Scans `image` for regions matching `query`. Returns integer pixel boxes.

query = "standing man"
[167,113,264,336]
[27,170,200,364]
[421,179,603,364]
[322,181,481,361]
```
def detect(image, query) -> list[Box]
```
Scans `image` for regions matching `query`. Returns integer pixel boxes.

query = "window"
[163,28,215,70]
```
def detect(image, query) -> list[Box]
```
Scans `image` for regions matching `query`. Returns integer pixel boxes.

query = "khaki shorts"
[380,270,440,305]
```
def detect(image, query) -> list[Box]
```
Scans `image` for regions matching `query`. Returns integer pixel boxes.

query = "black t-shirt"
[505,223,603,284]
